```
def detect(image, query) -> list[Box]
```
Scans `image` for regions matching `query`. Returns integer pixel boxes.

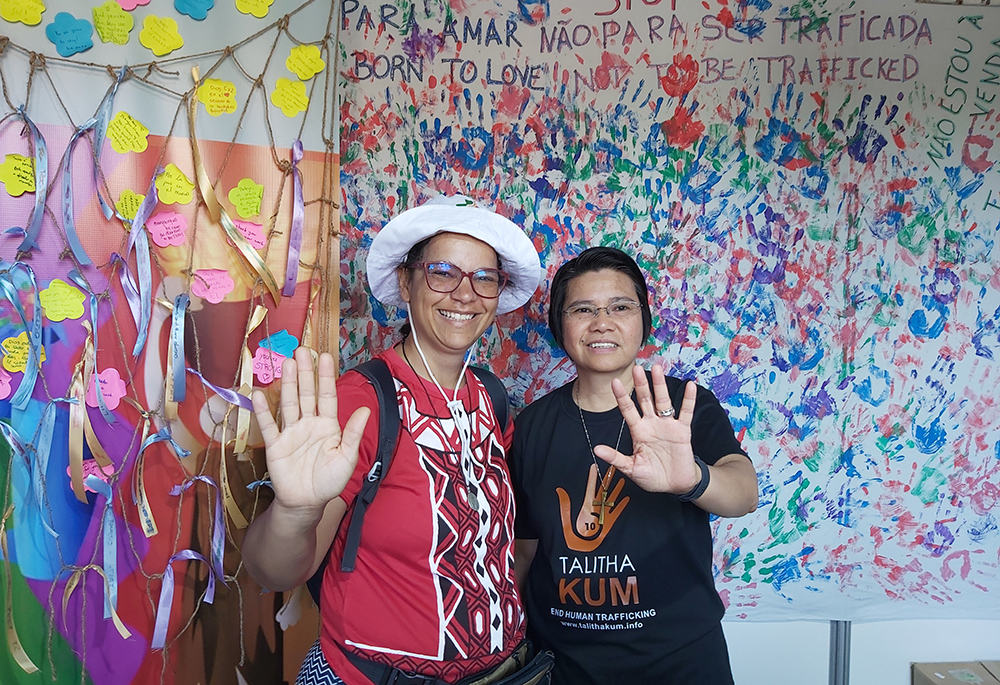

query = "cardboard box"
[913,662,1000,685]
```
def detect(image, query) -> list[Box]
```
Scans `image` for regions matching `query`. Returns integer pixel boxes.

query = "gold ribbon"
[68,321,114,504]
[1,506,39,674]
[218,415,248,530]
[235,305,267,456]
[62,564,132,640]
[189,67,281,304]
[123,397,157,538]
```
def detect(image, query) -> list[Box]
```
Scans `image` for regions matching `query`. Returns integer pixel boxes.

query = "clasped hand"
[591,363,702,495]
[251,348,371,514]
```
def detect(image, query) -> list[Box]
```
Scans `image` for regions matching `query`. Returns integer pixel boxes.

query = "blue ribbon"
[0,418,58,540]
[186,367,252,410]
[60,119,99,266]
[109,253,141,331]
[13,108,48,255]
[83,474,118,620]
[0,263,44,410]
[140,426,191,461]
[169,294,189,404]
[169,476,227,587]
[92,66,127,221]
[126,170,160,357]
[67,269,115,424]
[32,402,62,539]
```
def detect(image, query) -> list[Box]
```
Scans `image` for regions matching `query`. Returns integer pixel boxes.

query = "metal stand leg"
[829,620,851,685]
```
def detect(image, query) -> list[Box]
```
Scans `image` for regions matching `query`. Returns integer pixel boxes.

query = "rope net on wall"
[0,1,339,682]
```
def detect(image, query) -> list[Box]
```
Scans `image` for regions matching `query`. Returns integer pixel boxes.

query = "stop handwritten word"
[286,44,326,80]
[156,164,195,205]
[2,332,46,373]
[270,78,309,117]
[228,178,264,218]
[92,1,133,45]
[0,0,46,26]
[252,346,286,384]
[0,154,35,196]
[233,219,266,249]
[191,269,235,304]
[115,189,145,220]
[236,0,273,19]
[197,78,237,116]
[45,12,94,57]
[40,279,86,322]
[147,211,188,247]
[139,15,183,56]
[107,111,149,154]
[87,367,128,410]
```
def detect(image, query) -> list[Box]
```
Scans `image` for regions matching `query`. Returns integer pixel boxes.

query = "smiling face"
[561,269,646,381]
[397,232,500,377]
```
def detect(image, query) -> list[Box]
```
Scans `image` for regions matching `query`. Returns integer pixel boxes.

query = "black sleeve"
[508,408,539,540]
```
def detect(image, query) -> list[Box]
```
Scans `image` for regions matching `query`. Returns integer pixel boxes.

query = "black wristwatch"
[678,455,710,502]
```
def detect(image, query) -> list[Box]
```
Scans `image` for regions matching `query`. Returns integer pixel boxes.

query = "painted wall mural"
[336,0,1000,621]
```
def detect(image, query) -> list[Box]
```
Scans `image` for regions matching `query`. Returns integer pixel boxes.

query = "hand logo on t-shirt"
[556,464,630,553]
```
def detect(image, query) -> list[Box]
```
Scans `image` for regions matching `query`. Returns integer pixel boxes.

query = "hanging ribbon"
[185,368,252,410]
[92,66,127,220]
[151,549,216,650]
[126,171,160,357]
[83,475,121,623]
[122,397,157,538]
[68,321,114,505]
[13,108,48,256]
[188,67,281,304]
[0,263,43,411]
[235,305,267,457]
[61,564,131,640]
[169,476,227,584]
[282,140,305,297]
[60,119,99,266]
[0,418,57,540]
[164,294,189,421]
[110,253,141,332]
[218,412,249,530]
[67,270,115,425]
[1,506,40,674]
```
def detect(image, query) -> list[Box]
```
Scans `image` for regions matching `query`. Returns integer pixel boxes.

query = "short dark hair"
[547,247,652,350]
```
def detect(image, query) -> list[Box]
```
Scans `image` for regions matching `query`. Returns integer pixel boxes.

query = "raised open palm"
[251,347,370,512]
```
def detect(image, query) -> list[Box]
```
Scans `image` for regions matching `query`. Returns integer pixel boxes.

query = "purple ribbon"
[186,367,252,410]
[169,294,189,403]
[13,108,48,255]
[67,269,115,424]
[110,253,141,332]
[282,140,305,297]
[151,549,216,650]
[60,119,99,266]
[169,476,227,586]
[84,474,119,620]
[126,170,161,357]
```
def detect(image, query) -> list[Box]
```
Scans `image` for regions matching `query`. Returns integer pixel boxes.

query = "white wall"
[725,620,1000,685]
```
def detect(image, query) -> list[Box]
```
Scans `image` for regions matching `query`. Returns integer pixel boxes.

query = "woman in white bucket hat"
[243,195,552,685]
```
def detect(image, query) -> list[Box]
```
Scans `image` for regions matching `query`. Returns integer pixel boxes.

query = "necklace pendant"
[468,491,480,511]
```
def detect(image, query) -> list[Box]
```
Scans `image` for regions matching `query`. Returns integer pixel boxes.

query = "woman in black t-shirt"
[509,247,759,685]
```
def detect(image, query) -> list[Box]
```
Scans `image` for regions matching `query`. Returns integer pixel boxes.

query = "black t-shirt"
[509,377,748,685]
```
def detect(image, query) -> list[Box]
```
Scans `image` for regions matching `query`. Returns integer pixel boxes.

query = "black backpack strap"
[339,358,400,572]
[470,365,510,432]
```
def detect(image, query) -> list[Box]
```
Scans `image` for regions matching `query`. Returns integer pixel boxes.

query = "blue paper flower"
[45,13,94,57]
[174,0,215,21]
[259,330,299,358]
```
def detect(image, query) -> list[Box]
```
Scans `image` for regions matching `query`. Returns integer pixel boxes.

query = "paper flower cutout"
[0,0,46,26]
[139,15,183,56]
[67,460,115,493]
[235,0,273,19]
[87,367,128,410]
[2,331,46,373]
[0,154,35,196]
[175,0,213,20]
[197,78,237,116]
[270,78,308,117]
[116,0,150,9]
[40,279,86,321]
[107,111,149,154]
[227,177,263,218]
[286,45,325,80]
[252,347,285,384]
[92,1,132,45]
[115,189,145,220]
[259,329,299,358]
[156,164,195,205]
[191,269,235,304]
[0,367,11,400]
[45,12,93,57]
[232,219,266,249]
[147,211,188,247]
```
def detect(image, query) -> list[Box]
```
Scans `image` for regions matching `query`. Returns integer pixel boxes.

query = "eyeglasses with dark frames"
[410,261,510,299]
[563,301,642,321]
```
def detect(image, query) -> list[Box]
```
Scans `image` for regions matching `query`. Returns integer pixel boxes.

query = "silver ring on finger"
[656,407,674,418]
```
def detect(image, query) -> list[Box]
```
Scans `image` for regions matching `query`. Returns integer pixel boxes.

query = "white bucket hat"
[366,194,541,315]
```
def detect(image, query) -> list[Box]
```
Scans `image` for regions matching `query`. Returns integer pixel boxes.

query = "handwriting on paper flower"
[115,189,145,220]
[156,164,195,205]
[197,78,237,116]
[2,332,46,373]
[270,78,309,117]
[0,0,46,26]
[235,0,273,19]
[191,269,235,304]
[286,45,325,80]
[259,329,299,358]
[233,219,266,249]
[139,15,183,56]
[45,12,94,57]
[147,211,188,247]
[0,154,35,196]
[252,346,285,384]
[40,279,86,321]
[87,367,128,410]
[228,178,263,218]
[92,1,132,45]
[107,111,149,154]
